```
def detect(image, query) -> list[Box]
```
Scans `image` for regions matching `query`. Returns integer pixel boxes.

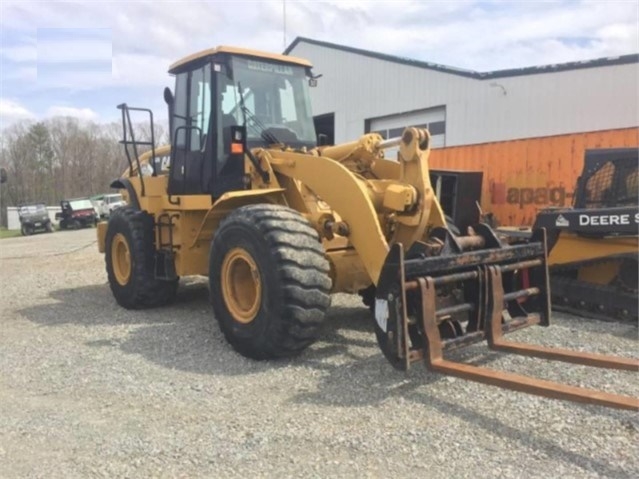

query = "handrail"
[117,104,159,198]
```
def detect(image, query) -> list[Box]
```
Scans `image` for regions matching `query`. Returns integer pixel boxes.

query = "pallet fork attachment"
[375,228,639,411]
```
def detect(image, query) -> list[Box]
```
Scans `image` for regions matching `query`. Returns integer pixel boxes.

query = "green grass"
[0,228,21,239]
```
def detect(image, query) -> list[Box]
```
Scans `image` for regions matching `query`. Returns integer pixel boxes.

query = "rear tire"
[209,204,332,359]
[105,206,178,309]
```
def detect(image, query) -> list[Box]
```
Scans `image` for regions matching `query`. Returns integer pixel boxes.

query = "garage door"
[369,106,446,159]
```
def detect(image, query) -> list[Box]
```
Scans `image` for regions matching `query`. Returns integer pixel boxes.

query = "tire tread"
[212,204,331,359]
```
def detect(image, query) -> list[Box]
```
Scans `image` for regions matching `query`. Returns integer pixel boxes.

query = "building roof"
[284,37,639,80]
[169,45,312,74]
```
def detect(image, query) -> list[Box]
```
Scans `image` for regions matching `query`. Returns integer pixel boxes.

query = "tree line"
[0,117,166,227]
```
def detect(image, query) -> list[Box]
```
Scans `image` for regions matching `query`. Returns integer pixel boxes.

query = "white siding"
[291,41,639,146]
[370,107,446,148]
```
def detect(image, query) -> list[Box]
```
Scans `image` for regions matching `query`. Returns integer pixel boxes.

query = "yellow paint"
[104,127,458,289]
[577,261,620,285]
[383,184,416,211]
[111,233,131,285]
[548,233,639,266]
[175,243,210,277]
[189,189,286,249]
[270,150,390,284]
[391,128,446,241]
[220,247,262,324]
[169,45,312,73]
[326,249,371,293]
[97,221,107,253]
[123,144,171,177]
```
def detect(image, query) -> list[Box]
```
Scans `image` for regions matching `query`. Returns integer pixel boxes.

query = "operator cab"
[164,46,318,198]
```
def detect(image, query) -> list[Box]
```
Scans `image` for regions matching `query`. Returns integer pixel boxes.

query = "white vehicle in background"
[96,193,126,219]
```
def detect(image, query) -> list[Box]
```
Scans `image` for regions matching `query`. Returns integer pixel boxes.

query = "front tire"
[209,204,332,359]
[105,206,178,309]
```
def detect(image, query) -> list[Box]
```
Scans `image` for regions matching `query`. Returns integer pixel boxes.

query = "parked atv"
[55,198,99,230]
[18,203,54,235]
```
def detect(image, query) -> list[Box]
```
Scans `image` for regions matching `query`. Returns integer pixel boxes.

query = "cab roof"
[168,46,312,74]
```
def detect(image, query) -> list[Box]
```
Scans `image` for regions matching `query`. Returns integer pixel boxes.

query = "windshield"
[19,204,46,215]
[69,199,94,210]
[221,57,316,147]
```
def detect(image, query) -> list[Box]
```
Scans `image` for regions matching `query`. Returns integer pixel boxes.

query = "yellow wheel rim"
[111,233,132,286]
[221,247,262,324]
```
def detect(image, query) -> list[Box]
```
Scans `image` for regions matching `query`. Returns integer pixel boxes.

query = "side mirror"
[308,73,323,88]
[164,87,175,145]
[0,167,6,184]
[163,87,174,105]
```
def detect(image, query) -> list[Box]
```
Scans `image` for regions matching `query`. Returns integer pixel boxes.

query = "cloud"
[3,65,37,82]
[293,0,639,71]
[111,53,173,87]
[0,44,37,63]
[45,106,99,121]
[37,39,113,64]
[0,98,35,127]
[3,1,638,76]
[0,0,637,129]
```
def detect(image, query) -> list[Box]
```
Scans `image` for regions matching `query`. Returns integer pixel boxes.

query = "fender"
[109,178,140,210]
[189,188,286,248]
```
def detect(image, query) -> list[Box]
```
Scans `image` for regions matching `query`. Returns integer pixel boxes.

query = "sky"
[1,0,638,129]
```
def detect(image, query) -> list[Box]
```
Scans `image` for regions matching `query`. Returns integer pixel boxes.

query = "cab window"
[188,66,211,151]
[173,72,188,147]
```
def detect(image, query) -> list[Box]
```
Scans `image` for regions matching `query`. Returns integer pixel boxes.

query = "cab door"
[210,75,247,198]
[168,65,213,196]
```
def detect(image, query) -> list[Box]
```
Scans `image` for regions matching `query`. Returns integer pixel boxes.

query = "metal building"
[285,38,638,226]
[284,37,638,149]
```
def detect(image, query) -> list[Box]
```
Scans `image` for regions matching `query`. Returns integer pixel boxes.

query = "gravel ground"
[0,228,638,479]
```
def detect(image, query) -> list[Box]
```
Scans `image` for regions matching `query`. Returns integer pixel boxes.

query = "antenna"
[283,0,287,50]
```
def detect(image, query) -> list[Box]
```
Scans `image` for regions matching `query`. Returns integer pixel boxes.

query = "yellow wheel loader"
[97,46,638,410]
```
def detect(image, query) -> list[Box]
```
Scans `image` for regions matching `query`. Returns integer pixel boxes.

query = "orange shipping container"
[429,128,639,227]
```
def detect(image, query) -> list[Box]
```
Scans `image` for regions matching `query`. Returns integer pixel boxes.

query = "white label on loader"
[375,299,389,332]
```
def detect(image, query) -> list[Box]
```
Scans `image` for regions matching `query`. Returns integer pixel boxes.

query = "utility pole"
[283,0,287,50]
